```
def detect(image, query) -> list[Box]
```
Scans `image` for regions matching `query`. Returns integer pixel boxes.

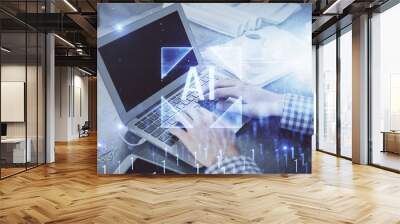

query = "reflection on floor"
[0,167,25,178]
[0,135,400,223]
[373,150,400,171]
[341,147,352,158]
[0,163,43,178]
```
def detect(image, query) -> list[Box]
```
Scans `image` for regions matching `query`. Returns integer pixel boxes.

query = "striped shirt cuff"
[280,93,314,136]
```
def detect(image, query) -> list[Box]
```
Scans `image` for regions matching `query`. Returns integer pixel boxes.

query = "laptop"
[97,4,245,167]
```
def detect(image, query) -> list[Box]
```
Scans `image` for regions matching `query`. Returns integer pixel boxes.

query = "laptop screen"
[99,11,198,112]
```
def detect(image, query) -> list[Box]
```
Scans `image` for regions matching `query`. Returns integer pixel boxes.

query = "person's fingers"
[215,97,238,111]
[180,107,194,121]
[216,101,228,112]
[175,112,193,129]
[204,79,239,96]
[217,102,256,118]
[214,79,240,88]
[169,128,190,145]
[171,125,206,166]
[215,100,253,126]
[196,106,215,123]
[216,100,243,114]
[214,87,241,99]
[185,107,202,125]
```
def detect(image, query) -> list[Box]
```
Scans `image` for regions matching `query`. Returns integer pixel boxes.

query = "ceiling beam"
[13,13,83,32]
[55,55,96,72]
[67,13,97,40]
[323,0,356,14]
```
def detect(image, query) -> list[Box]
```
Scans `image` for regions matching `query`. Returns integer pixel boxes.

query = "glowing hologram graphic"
[181,67,204,101]
[160,97,178,128]
[160,97,193,129]
[210,97,242,129]
[161,47,192,79]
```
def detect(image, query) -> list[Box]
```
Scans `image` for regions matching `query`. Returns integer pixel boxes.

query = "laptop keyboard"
[134,74,210,146]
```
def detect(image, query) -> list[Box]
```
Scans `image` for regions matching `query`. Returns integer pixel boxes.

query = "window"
[371,3,400,171]
[318,37,337,154]
[339,29,352,158]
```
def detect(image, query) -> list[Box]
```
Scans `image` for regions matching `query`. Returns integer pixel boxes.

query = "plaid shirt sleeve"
[280,93,314,136]
[205,156,261,174]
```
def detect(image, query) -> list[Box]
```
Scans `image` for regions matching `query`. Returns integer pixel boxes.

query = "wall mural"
[97,3,313,175]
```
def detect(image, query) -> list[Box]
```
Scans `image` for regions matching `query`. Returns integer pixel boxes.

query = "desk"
[1,138,31,163]
[382,131,400,154]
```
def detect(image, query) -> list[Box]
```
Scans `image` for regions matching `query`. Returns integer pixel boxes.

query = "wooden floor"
[1,167,26,178]
[1,135,400,224]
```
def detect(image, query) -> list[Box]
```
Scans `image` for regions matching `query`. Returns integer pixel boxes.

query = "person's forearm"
[269,93,284,117]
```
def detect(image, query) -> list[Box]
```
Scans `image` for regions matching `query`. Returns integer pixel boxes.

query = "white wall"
[55,67,69,141]
[55,67,89,141]
[1,63,46,163]
[1,66,26,138]
[1,65,39,137]
[71,73,89,138]
[1,82,25,122]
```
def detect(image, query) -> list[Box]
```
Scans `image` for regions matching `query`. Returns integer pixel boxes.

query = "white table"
[1,138,31,163]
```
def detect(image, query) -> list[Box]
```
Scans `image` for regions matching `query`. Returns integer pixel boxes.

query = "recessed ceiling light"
[63,0,78,12]
[323,0,354,15]
[1,47,11,53]
[54,34,75,48]
[78,67,94,76]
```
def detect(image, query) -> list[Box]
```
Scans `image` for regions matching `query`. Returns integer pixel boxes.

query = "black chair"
[79,121,90,138]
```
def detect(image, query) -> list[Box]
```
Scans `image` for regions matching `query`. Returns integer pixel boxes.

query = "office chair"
[79,121,90,138]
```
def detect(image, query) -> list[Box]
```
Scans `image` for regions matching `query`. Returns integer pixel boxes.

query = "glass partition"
[1,31,28,177]
[317,37,337,154]
[0,1,46,179]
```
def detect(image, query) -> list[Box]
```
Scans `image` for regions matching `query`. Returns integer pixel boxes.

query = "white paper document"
[182,3,300,38]
[203,26,309,86]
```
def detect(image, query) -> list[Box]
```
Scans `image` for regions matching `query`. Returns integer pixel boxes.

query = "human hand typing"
[207,78,284,118]
[169,106,238,167]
